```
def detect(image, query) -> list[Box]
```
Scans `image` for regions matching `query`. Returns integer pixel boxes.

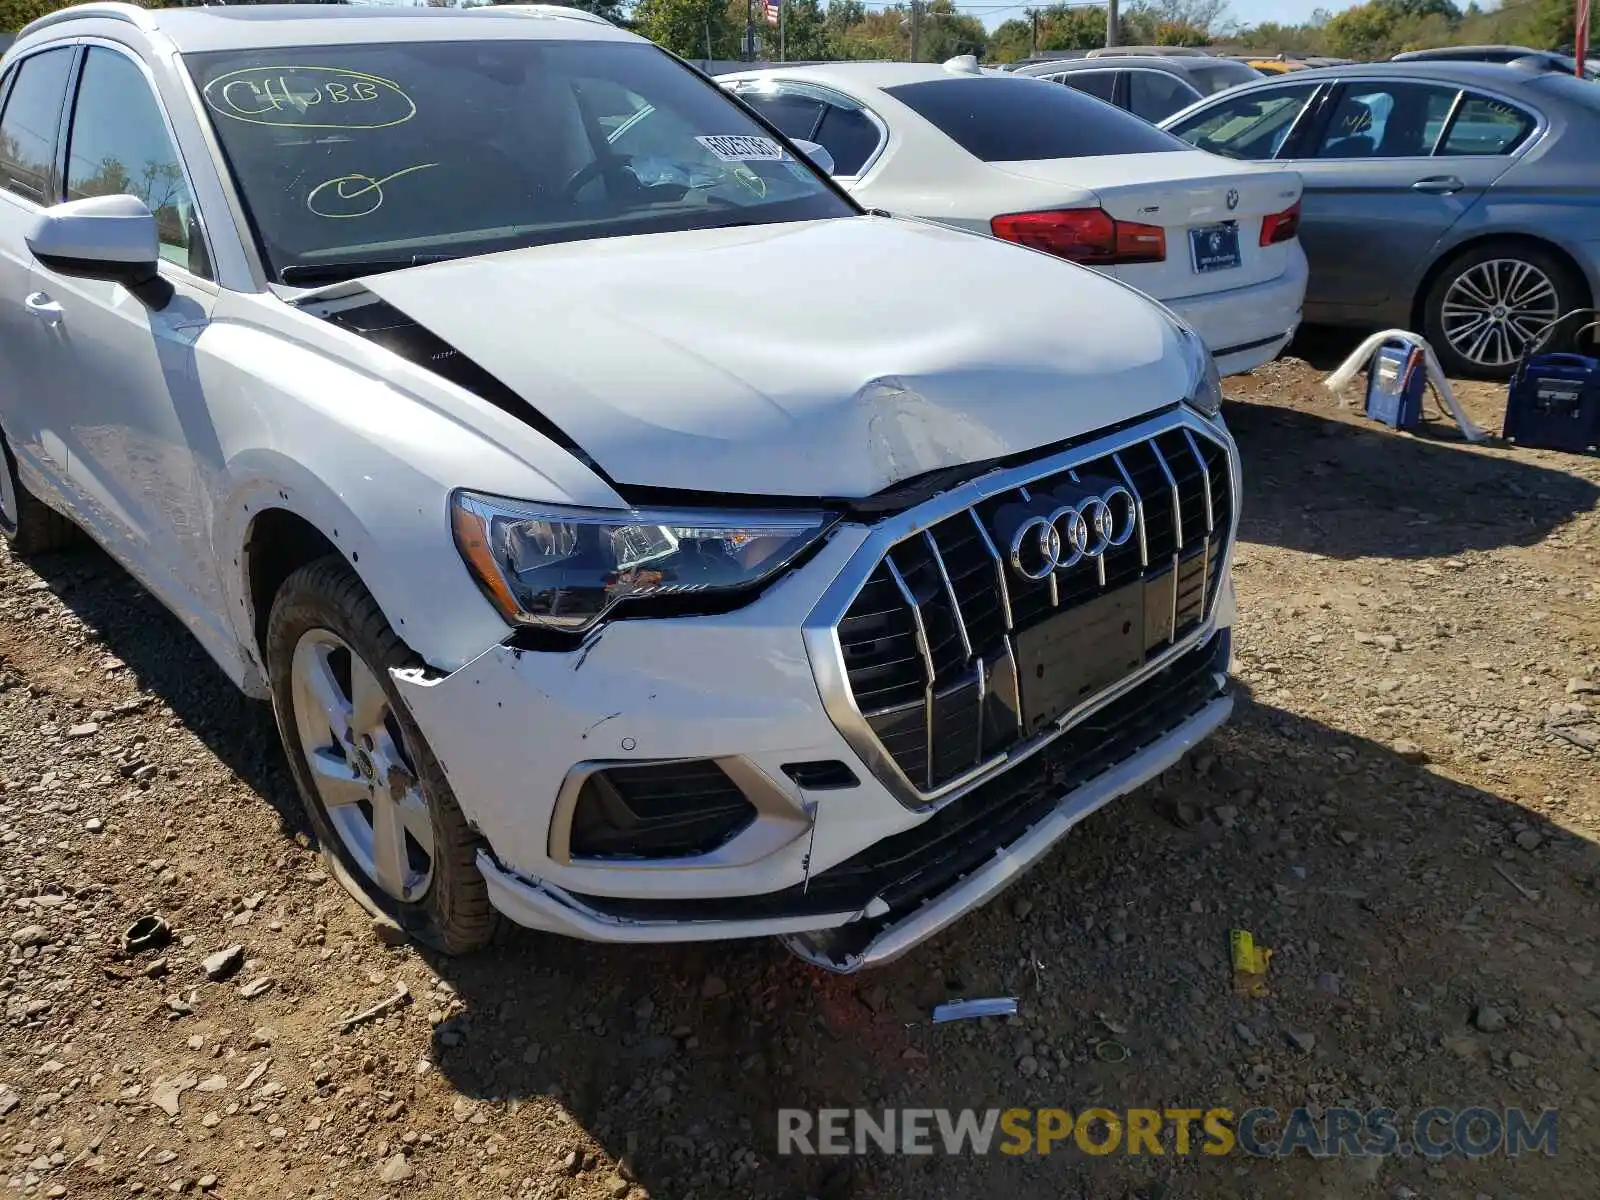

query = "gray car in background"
[1161,61,1600,376]
[1392,45,1600,82]
[1011,55,1261,124]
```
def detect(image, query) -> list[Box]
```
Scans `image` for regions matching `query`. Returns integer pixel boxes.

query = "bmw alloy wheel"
[1439,257,1560,371]
[289,628,435,903]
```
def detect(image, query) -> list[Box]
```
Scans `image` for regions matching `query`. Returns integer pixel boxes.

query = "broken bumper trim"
[476,851,863,943]
[474,689,1231,970]
[781,691,1233,972]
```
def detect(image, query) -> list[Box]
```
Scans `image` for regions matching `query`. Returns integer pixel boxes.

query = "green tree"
[1236,20,1326,52]
[1381,0,1460,21]
[825,0,866,33]
[1151,19,1212,44]
[1321,1,1401,58]
[632,0,738,58]
[987,16,1035,62]
[2,0,87,33]
[831,4,909,59]
[917,0,987,60]
[1037,3,1105,50]
[1509,0,1591,49]
[779,0,831,59]
[1128,0,1232,36]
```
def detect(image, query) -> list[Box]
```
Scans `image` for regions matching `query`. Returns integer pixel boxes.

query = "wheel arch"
[242,507,344,667]
[1411,232,1596,334]
[216,451,508,691]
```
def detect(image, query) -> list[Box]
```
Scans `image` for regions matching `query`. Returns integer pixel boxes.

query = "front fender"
[197,315,614,677]
[214,452,511,685]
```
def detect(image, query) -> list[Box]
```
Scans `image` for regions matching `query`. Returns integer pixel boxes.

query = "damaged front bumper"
[392,406,1240,972]
[477,684,1231,972]
[397,601,1232,972]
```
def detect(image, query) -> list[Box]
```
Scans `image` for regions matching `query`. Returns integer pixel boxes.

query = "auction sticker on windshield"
[696,134,790,162]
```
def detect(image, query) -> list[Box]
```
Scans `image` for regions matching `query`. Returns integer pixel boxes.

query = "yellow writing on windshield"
[307,164,439,219]
[203,66,416,130]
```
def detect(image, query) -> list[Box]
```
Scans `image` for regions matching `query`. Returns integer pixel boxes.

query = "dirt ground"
[2,335,1598,1200]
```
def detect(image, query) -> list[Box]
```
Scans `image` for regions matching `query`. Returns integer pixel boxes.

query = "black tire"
[1422,240,1588,380]
[0,435,81,556]
[265,555,500,954]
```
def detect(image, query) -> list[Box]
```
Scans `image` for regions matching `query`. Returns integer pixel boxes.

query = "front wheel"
[1,435,80,555]
[1422,242,1585,379]
[265,556,500,954]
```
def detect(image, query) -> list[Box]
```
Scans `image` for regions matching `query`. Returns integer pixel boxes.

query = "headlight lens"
[1179,326,1224,418]
[451,491,834,631]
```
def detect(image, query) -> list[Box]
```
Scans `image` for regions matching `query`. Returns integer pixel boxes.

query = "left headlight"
[1178,325,1224,419]
[451,491,835,632]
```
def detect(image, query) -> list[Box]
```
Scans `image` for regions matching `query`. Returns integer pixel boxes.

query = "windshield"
[184,40,853,283]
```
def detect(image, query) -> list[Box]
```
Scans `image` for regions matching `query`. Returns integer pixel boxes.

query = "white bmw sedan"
[722,60,1310,377]
[0,4,1238,972]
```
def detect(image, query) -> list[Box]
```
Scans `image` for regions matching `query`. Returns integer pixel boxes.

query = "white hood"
[359,215,1191,498]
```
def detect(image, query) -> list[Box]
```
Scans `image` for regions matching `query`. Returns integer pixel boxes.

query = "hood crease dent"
[355,216,1193,499]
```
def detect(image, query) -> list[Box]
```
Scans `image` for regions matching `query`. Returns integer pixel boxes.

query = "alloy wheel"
[289,628,434,902]
[1438,257,1560,370]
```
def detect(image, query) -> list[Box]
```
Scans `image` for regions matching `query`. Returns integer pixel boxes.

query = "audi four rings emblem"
[1225,188,1240,210]
[1007,487,1138,581]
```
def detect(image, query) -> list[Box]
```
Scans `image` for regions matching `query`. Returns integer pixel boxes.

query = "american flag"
[765,0,780,25]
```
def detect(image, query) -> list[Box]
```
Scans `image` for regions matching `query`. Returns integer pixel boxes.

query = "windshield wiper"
[279,254,459,287]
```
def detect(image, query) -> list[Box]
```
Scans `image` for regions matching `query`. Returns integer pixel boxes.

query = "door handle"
[24,292,62,325]
[1412,175,1465,195]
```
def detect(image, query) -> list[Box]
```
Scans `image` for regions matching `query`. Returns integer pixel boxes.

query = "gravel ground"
[2,343,1598,1200]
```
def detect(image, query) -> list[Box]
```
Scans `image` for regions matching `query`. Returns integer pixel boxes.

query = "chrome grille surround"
[801,407,1240,813]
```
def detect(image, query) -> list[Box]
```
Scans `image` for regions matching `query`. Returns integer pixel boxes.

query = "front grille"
[835,422,1232,798]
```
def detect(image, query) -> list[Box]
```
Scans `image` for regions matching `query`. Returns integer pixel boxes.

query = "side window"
[1169,84,1317,160]
[65,47,206,276]
[0,48,75,204]
[1312,82,1458,159]
[1128,71,1199,123]
[1441,93,1535,156]
[734,89,825,141]
[812,104,880,176]
[1059,70,1117,104]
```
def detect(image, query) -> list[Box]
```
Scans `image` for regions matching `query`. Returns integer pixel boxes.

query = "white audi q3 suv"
[0,3,1237,971]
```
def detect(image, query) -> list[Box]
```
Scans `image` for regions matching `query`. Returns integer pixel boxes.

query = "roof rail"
[19,1,158,39]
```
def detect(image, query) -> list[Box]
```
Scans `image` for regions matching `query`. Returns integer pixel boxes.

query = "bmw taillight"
[1260,199,1301,246]
[991,208,1166,265]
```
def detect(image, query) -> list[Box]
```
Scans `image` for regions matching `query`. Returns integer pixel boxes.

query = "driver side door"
[0,46,79,512]
[26,44,228,644]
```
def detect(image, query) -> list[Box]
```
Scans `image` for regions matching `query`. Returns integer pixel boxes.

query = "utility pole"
[1030,8,1038,56]
[745,0,755,60]
[1104,0,1118,48]
[780,0,786,62]
[1577,0,1590,76]
[909,0,922,62]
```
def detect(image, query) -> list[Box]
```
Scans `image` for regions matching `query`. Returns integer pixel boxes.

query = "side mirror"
[26,193,173,311]
[791,139,837,177]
